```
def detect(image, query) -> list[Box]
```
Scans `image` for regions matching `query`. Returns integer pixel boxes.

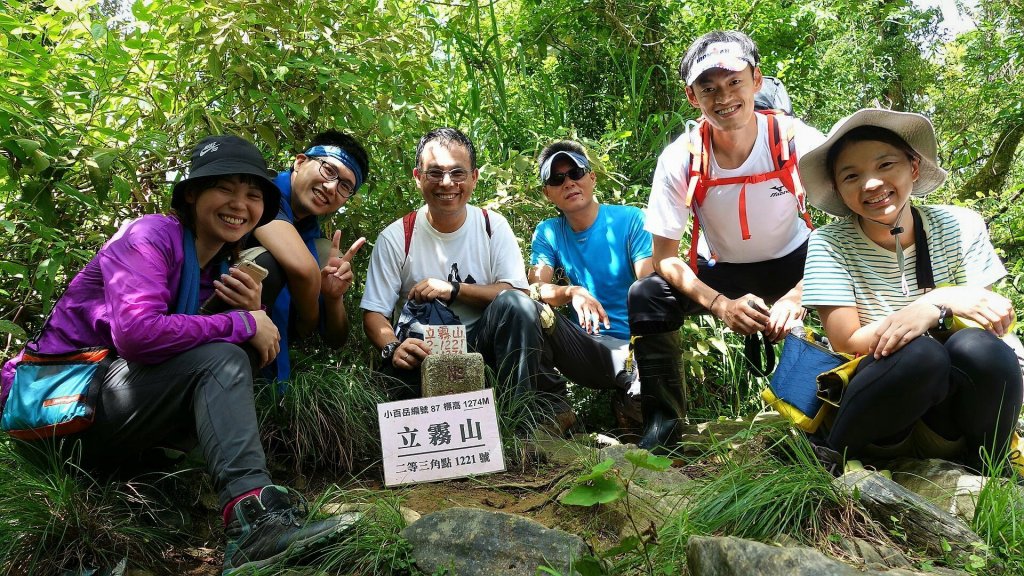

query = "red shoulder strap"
[685,119,712,273]
[402,211,417,257]
[404,208,492,258]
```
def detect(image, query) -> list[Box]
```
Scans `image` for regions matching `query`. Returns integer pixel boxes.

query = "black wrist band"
[449,281,461,303]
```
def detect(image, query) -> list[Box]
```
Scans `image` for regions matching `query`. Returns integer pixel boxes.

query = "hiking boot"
[634,332,687,451]
[222,485,354,575]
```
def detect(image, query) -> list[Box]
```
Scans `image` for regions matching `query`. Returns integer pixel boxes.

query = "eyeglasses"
[544,167,590,187]
[312,157,357,198]
[422,168,470,183]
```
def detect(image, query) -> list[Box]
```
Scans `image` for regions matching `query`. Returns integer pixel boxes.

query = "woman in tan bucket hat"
[798,108,1022,474]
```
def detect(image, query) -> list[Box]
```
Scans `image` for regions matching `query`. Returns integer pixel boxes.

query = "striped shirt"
[802,204,1005,326]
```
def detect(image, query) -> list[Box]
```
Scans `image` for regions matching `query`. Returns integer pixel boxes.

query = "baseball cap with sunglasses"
[545,166,590,187]
[539,150,591,186]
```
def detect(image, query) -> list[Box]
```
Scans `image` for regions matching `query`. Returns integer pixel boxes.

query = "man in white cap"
[529,140,652,430]
[628,30,825,449]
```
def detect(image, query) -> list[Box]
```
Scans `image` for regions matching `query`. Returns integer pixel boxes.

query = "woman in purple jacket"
[1,136,352,574]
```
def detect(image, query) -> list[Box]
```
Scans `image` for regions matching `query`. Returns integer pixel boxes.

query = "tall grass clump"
[305,488,417,575]
[256,362,387,476]
[653,428,882,571]
[971,458,1024,573]
[0,439,183,574]
[489,361,548,471]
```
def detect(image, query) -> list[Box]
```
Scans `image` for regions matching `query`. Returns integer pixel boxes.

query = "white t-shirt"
[802,205,1006,325]
[646,113,825,263]
[361,205,528,331]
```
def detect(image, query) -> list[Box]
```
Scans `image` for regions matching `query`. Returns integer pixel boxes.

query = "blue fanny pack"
[1,346,113,440]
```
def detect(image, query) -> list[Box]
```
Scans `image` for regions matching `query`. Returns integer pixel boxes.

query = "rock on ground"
[687,536,968,576]
[421,353,485,397]
[401,507,589,576]
[886,458,985,522]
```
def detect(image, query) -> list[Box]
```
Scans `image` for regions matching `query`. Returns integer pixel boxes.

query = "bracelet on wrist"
[709,293,725,317]
[448,281,461,303]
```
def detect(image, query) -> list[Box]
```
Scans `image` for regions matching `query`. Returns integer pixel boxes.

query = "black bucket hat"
[171,135,281,227]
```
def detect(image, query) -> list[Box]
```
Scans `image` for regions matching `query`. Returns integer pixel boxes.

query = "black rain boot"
[635,332,687,451]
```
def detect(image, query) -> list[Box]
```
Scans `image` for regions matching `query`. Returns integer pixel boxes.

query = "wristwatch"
[381,341,400,363]
[934,304,953,331]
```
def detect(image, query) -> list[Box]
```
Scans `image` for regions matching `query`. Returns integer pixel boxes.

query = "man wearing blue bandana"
[247,130,370,381]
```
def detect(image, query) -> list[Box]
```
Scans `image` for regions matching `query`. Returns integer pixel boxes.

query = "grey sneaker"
[222,486,354,575]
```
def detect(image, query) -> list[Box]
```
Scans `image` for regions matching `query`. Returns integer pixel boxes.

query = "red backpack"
[682,109,813,271]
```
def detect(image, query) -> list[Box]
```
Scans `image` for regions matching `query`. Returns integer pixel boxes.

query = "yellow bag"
[815,356,864,407]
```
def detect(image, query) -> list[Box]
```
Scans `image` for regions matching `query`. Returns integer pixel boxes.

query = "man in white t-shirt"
[361,128,569,419]
[628,30,825,449]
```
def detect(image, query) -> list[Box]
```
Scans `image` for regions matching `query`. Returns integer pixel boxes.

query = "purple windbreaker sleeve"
[99,223,256,364]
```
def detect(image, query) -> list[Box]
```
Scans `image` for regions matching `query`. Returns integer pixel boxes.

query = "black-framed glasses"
[422,168,470,183]
[544,167,589,187]
[312,157,357,198]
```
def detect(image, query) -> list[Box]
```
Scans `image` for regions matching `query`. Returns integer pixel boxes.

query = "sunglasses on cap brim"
[544,167,590,187]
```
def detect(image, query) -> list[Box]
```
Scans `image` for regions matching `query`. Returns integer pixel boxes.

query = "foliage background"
[1,0,1022,391]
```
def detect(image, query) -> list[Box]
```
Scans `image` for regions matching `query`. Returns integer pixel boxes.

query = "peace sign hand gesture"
[321,230,366,299]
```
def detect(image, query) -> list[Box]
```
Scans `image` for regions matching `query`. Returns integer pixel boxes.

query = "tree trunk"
[958,118,1024,199]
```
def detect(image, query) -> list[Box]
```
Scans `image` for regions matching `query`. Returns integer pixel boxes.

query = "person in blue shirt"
[528,140,653,431]
[246,131,370,381]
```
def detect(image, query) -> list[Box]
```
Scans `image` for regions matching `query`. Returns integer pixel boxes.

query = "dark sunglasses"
[544,166,590,187]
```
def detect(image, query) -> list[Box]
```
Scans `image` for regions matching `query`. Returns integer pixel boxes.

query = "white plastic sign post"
[378,388,505,486]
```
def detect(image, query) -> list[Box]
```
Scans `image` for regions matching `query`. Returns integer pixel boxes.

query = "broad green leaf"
[55,0,86,13]
[233,65,254,84]
[561,477,625,506]
[0,320,27,341]
[624,449,672,471]
[710,337,729,355]
[29,152,52,177]
[512,154,532,173]
[572,556,607,576]
[600,535,640,557]
[255,125,278,152]
[575,457,615,482]
[208,52,223,77]
[0,262,28,276]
